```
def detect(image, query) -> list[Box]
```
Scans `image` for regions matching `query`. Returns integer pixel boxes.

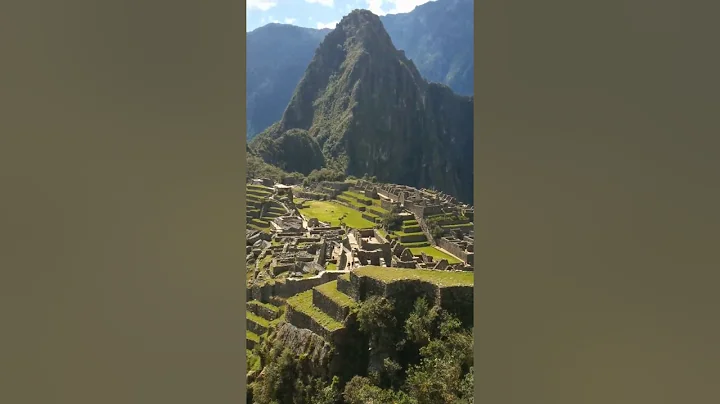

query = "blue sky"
[247,0,435,32]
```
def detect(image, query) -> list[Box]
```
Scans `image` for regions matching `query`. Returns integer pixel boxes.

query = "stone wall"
[380,199,396,211]
[285,304,345,343]
[398,233,428,244]
[361,212,378,223]
[437,237,472,265]
[273,322,335,379]
[377,189,399,202]
[312,289,351,323]
[247,316,268,335]
[348,272,474,325]
[247,301,279,321]
[322,181,351,192]
[294,190,325,200]
[337,276,352,295]
[248,270,349,303]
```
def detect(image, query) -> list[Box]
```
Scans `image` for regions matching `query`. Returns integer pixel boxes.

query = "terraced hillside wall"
[348,271,474,326]
[285,303,348,343]
[247,270,349,303]
[272,322,335,379]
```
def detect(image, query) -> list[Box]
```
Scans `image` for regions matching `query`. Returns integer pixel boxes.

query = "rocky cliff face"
[250,10,473,203]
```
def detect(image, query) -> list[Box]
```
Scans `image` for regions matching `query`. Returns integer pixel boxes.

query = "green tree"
[404,297,440,347]
[357,296,397,350]
[403,313,474,404]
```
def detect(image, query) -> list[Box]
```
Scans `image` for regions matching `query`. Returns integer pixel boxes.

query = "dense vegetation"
[245,0,473,140]
[249,296,474,404]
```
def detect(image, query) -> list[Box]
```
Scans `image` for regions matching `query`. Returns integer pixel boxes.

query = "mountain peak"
[250,7,474,203]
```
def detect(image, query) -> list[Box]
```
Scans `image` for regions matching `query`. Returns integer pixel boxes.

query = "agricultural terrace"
[298,200,375,229]
[409,246,462,264]
[353,266,473,287]
[286,290,345,331]
[315,280,357,309]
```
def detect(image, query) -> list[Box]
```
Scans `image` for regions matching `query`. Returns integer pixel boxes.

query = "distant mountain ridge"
[250,10,474,203]
[246,0,473,139]
[246,24,331,137]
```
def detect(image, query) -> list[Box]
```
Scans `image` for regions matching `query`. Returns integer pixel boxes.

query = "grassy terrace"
[269,309,286,327]
[400,241,431,248]
[247,349,261,372]
[286,290,344,331]
[442,223,474,230]
[248,224,270,233]
[353,266,473,287]
[248,299,279,314]
[315,281,356,308]
[247,311,270,328]
[325,262,338,271]
[339,273,350,282]
[246,330,260,343]
[344,190,372,203]
[394,230,426,237]
[250,219,270,228]
[409,246,462,264]
[298,200,374,229]
[247,184,273,192]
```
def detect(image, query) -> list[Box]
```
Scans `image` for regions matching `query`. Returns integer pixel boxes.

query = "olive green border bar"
[474,0,720,403]
[240,0,249,399]
[2,0,247,402]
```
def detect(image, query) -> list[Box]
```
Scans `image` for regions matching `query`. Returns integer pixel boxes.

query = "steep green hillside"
[245,0,473,139]
[250,10,474,203]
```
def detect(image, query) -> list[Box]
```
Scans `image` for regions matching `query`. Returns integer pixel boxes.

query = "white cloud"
[247,0,278,11]
[316,20,339,29]
[364,0,433,16]
[284,17,297,24]
[305,0,335,7]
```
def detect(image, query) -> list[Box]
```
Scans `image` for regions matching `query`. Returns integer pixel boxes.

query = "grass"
[247,311,270,328]
[257,254,273,270]
[409,246,462,264]
[286,290,344,331]
[353,265,473,287]
[246,330,260,343]
[315,281,357,308]
[325,262,338,271]
[400,241,431,248]
[250,218,270,228]
[394,230,426,237]
[247,349,261,372]
[248,300,280,314]
[269,309,286,327]
[344,191,372,204]
[366,205,388,216]
[298,200,375,229]
[442,223,474,229]
[248,224,270,233]
[339,273,350,281]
